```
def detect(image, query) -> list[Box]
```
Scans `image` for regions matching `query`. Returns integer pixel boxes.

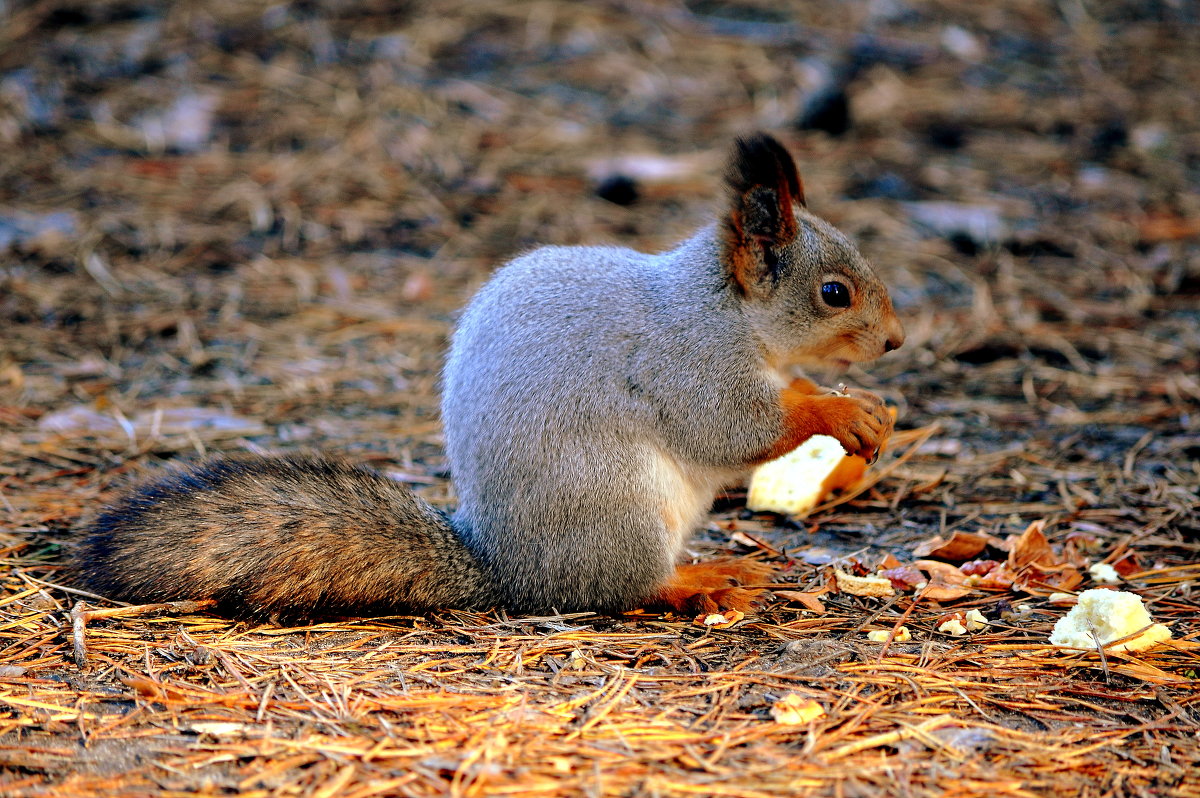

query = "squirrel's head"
[719,133,905,371]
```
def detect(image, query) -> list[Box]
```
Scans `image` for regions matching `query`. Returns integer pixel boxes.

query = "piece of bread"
[1049,589,1172,652]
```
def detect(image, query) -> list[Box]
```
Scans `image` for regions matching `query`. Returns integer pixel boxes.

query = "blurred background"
[1,5,1198,793]
[0,0,1197,522]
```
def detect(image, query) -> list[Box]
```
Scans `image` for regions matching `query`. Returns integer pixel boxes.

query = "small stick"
[876,592,922,662]
[1089,622,1111,683]
[71,599,217,668]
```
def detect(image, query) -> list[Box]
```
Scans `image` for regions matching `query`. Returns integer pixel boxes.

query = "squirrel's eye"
[821,281,851,308]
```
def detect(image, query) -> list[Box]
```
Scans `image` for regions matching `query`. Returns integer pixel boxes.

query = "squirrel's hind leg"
[646,559,774,615]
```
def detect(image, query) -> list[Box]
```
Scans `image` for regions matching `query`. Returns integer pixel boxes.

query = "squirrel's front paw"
[820,388,893,462]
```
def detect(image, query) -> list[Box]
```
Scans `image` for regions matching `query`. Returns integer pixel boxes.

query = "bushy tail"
[73,454,496,619]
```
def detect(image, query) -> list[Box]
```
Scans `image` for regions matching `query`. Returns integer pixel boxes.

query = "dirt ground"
[1,1,1198,796]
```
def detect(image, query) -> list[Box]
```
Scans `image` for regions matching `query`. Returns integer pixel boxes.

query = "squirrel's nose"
[883,318,905,353]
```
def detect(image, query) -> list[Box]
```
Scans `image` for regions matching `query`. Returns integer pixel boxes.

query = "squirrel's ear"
[720,133,806,293]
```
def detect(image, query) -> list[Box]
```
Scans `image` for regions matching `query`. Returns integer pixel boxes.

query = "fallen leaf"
[1111,551,1142,577]
[919,584,974,601]
[776,589,827,614]
[912,530,989,561]
[693,608,745,628]
[1005,519,1084,593]
[914,559,975,601]
[880,564,925,591]
[915,559,969,584]
[1007,519,1056,570]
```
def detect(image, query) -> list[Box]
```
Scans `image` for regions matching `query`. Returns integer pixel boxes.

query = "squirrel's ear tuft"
[726,134,806,212]
[721,133,806,293]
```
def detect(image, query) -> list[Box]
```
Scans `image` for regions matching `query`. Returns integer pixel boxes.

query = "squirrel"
[72,133,905,621]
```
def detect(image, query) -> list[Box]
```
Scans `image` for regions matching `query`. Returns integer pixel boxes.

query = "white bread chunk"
[1049,589,1172,652]
[747,435,849,515]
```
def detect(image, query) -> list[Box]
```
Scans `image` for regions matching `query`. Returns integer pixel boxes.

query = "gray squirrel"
[73,134,904,619]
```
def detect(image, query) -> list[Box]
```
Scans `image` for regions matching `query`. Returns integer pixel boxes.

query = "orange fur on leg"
[787,376,821,394]
[646,559,775,615]
[751,386,892,465]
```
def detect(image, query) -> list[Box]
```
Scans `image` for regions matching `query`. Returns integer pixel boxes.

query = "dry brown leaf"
[776,589,828,614]
[1111,551,1142,576]
[1006,519,1084,593]
[880,564,925,591]
[1007,519,1056,570]
[914,559,975,601]
[914,559,969,584]
[919,585,975,601]
[912,530,989,561]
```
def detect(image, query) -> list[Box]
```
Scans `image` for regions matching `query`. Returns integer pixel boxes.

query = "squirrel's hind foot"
[648,559,774,615]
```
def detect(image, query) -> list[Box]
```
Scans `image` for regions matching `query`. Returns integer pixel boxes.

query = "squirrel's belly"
[645,447,743,553]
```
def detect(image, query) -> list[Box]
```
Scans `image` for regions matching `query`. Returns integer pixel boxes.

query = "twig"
[71,599,217,668]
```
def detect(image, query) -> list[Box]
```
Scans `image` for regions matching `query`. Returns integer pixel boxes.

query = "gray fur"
[443,234,772,612]
[73,134,901,618]
[443,211,897,612]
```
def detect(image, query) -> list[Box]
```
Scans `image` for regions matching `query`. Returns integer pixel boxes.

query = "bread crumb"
[1088,562,1121,584]
[770,693,826,724]
[835,568,895,598]
[694,608,745,628]
[867,626,910,642]
[938,618,968,635]
[964,609,989,631]
[1049,589,1172,652]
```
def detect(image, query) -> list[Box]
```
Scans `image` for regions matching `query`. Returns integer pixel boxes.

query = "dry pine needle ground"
[1,1,1198,796]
